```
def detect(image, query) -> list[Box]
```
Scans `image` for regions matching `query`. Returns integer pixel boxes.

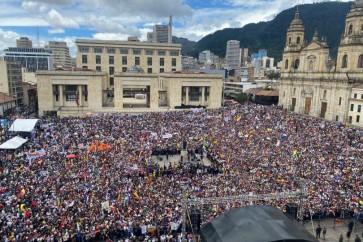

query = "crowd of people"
[0,102,362,241]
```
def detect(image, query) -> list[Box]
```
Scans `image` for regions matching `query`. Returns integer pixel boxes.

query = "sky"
[0,0,351,57]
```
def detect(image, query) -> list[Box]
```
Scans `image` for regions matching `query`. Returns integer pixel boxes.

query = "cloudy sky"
[0,0,351,56]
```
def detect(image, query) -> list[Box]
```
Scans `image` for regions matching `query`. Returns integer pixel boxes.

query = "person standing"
[339,234,344,242]
[355,234,362,242]
[322,226,327,240]
[316,225,322,238]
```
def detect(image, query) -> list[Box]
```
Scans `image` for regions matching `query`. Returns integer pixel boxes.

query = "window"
[285,59,289,69]
[294,59,300,69]
[361,94,363,99]
[120,48,129,54]
[349,116,352,123]
[309,60,314,71]
[135,57,140,65]
[122,56,127,65]
[361,25,363,33]
[358,55,363,68]
[94,47,103,53]
[323,90,327,99]
[109,66,114,75]
[357,115,360,123]
[160,58,164,66]
[339,97,342,105]
[109,77,114,86]
[358,105,361,113]
[160,68,164,73]
[96,66,101,72]
[82,55,87,64]
[82,66,88,69]
[170,50,179,56]
[189,87,200,101]
[342,55,348,68]
[158,51,166,56]
[107,48,116,54]
[336,115,339,121]
[79,47,89,53]
[348,24,353,35]
[133,49,141,55]
[351,104,354,111]
[288,37,291,44]
[109,56,114,65]
[297,37,301,44]
[354,93,358,99]
[147,68,152,73]
[293,88,296,95]
[96,55,101,64]
[65,85,77,101]
[122,67,127,72]
[172,58,176,67]
[147,57,152,66]
[283,91,286,97]
[172,68,176,72]
[146,50,154,55]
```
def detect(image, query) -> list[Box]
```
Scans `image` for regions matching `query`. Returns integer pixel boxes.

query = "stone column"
[59,85,64,106]
[185,87,189,105]
[201,87,205,106]
[79,85,83,106]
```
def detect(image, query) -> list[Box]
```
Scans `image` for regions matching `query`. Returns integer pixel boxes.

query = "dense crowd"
[0,102,362,241]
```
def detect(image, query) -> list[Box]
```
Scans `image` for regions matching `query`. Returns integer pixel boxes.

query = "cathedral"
[279,0,363,128]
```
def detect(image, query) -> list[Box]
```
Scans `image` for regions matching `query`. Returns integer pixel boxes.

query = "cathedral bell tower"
[336,0,363,72]
[282,7,305,73]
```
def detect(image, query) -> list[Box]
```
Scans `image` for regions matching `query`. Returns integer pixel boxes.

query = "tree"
[236,93,249,104]
[267,71,281,80]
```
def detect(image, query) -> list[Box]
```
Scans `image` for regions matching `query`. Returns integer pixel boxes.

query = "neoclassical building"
[279,1,363,128]
[36,69,223,117]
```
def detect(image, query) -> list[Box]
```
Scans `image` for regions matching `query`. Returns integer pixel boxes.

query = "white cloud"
[92,33,132,41]
[0,29,19,54]
[48,28,65,34]
[46,9,79,29]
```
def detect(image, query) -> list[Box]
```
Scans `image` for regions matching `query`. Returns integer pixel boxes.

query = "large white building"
[279,1,363,128]
[45,41,72,68]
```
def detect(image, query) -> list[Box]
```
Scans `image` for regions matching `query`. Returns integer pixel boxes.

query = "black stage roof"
[200,205,319,242]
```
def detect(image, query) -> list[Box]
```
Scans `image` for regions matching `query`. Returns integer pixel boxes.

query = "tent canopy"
[200,205,319,242]
[0,136,28,149]
[9,119,39,132]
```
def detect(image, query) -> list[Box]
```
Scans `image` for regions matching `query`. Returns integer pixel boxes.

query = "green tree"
[236,93,249,104]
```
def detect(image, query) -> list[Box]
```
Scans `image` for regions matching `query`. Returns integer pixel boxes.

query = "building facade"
[75,39,182,98]
[4,47,53,72]
[279,1,363,128]
[0,58,24,105]
[16,37,32,48]
[45,41,72,68]
[36,70,223,117]
[147,16,172,44]
[225,40,241,79]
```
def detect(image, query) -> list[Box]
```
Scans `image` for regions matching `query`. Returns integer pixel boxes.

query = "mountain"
[190,1,353,62]
[172,36,196,56]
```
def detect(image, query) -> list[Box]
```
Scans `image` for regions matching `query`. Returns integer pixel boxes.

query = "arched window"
[288,37,291,44]
[294,59,300,69]
[297,37,301,44]
[285,59,289,69]
[342,54,348,68]
[309,60,314,71]
[348,25,353,35]
[358,55,363,68]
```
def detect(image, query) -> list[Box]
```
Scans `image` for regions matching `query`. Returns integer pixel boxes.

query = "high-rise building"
[147,16,173,44]
[0,57,24,105]
[4,47,53,72]
[225,40,241,78]
[16,37,32,48]
[45,41,72,68]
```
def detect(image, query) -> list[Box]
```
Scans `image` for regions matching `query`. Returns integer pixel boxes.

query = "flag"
[76,91,79,106]
[133,191,140,200]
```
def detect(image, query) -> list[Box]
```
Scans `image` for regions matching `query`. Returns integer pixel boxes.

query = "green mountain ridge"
[186,1,353,62]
